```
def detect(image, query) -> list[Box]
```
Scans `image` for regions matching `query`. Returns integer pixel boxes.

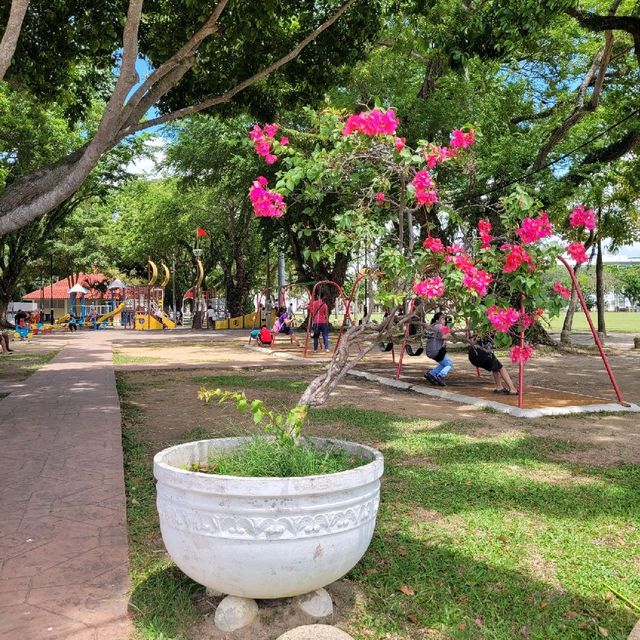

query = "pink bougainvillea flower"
[478,219,493,248]
[553,281,571,300]
[509,344,533,364]
[279,136,289,146]
[519,308,543,328]
[516,211,553,244]
[486,305,519,332]
[441,325,451,336]
[376,192,385,205]
[341,108,399,136]
[461,266,493,296]
[411,169,439,206]
[394,136,406,151]
[413,276,445,299]
[423,236,445,253]
[264,154,278,165]
[501,243,534,273]
[569,204,596,231]
[566,241,588,264]
[249,124,263,141]
[450,128,475,149]
[249,178,286,218]
[254,139,271,156]
[263,123,278,138]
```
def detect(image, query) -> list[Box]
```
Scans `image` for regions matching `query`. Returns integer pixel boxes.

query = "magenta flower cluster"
[450,129,475,148]
[412,169,439,206]
[486,305,519,332]
[501,244,534,273]
[478,219,493,249]
[553,281,571,300]
[341,108,399,136]
[413,276,445,299]
[509,344,533,364]
[249,177,286,218]
[516,211,553,244]
[566,242,588,264]
[422,236,445,253]
[249,123,287,165]
[569,204,596,231]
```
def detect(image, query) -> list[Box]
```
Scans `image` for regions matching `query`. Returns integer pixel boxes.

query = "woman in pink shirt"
[308,295,330,352]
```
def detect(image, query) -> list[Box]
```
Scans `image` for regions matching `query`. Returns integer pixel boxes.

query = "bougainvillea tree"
[246,108,591,408]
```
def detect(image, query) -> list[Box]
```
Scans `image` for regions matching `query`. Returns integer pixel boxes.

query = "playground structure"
[134,260,176,331]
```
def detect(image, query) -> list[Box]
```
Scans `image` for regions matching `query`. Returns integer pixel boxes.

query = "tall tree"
[0,0,382,235]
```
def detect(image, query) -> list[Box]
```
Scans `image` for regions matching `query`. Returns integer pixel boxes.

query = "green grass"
[113,353,164,365]
[188,434,365,477]
[547,311,640,334]
[193,373,308,393]
[118,374,204,640]
[0,349,60,380]
[117,375,640,640]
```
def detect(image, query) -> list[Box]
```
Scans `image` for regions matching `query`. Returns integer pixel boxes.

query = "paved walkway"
[0,332,131,639]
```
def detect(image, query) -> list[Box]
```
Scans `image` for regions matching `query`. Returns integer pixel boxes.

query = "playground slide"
[157,311,176,329]
[96,303,125,325]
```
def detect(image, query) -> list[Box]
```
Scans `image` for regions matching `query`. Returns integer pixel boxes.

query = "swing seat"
[378,342,394,352]
[405,345,424,356]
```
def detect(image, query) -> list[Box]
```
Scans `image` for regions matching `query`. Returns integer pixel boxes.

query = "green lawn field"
[547,311,640,334]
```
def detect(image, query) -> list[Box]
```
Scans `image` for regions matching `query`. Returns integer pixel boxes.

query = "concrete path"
[0,332,131,639]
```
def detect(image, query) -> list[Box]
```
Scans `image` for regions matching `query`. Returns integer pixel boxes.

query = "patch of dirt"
[504,466,597,486]
[192,580,363,640]
[524,553,562,590]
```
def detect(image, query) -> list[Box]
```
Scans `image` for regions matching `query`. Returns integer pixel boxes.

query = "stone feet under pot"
[214,595,259,632]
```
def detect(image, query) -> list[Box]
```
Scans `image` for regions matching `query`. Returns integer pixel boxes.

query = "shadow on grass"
[348,529,637,639]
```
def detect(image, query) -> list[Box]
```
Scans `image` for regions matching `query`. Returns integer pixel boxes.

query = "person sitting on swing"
[468,334,518,395]
[424,312,453,386]
[274,306,300,346]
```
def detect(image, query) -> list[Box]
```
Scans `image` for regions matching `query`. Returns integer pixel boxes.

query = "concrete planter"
[153,437,384,599]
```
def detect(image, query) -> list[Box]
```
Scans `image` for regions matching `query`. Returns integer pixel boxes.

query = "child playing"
[468,335,518,395]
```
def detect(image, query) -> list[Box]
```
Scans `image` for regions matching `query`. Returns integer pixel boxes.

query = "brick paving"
[0,332,131,640]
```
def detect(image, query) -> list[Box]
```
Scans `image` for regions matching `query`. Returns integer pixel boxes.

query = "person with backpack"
[424,312,453,386]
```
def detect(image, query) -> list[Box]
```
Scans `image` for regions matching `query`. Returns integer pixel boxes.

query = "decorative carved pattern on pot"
[157,496,380,540]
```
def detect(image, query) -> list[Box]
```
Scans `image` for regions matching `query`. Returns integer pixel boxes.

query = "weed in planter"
[186,434,365,477]
[196,387,367,476]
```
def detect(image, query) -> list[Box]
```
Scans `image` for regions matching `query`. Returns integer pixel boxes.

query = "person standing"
[207,305,215,329]
[424,312,453,386]
[308,295,330,352]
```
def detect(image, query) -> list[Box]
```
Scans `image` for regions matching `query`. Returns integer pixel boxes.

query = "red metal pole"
[558,256,626,404]
[303,283,319,358]
[518,294,525,409]
[336,273,364,352]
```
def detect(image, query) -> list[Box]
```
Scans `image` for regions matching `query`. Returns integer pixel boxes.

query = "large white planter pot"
[153,437,384,599]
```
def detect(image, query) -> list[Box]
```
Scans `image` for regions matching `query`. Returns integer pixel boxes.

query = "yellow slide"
[97,303,125,325]
[157,310,176,329]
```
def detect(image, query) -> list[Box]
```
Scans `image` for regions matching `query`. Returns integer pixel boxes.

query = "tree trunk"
[596,236,606,339]
[560,264,582,343]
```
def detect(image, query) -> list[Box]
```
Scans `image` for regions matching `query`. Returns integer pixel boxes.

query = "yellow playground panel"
[134,313,165,331]
[215,311,276,330]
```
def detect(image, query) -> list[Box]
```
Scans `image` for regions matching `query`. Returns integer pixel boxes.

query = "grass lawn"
[117,374,640,640]
[546,311,640,334]
[0,349,60,381]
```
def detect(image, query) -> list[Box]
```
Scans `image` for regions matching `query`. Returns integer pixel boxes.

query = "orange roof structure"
[22,273,114,301]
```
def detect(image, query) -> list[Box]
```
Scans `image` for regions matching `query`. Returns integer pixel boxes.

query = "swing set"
[388,256,627,410]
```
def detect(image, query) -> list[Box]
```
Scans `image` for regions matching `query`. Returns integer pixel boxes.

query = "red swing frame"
[392,257,627,409]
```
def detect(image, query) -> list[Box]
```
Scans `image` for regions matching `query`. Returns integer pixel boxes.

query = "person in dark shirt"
[468,335,517,395]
